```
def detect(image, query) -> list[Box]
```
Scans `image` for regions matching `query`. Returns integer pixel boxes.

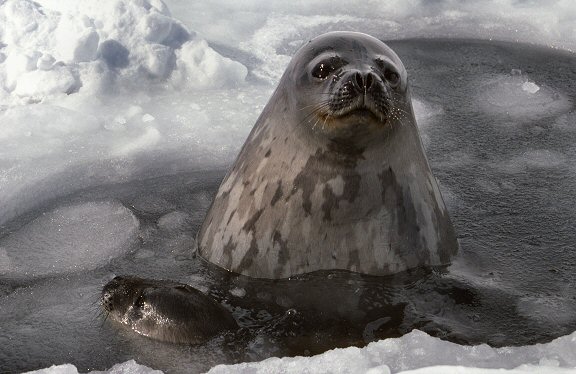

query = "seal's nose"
[101,289,114,312]
[353,71,377,92]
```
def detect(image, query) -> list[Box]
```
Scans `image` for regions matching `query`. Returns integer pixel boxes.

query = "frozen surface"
[477,73,571,120]
[206,330,576,373]
[0,200,138,278]
[1,0,576,373]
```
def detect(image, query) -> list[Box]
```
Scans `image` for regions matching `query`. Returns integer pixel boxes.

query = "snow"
[22,330,576,373]
[26,360,163,374]
[0,0,246,104]
[204,330,576,373]
[1,0,576,373]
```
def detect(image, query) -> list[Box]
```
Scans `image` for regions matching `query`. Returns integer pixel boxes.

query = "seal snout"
[101,289,114,312]
[101,276,141,316]
[329,69,390,121]
[101,276,121,312]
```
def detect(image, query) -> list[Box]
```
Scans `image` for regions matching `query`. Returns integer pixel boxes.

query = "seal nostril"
[365,73,374,89]
[354,72,364,89]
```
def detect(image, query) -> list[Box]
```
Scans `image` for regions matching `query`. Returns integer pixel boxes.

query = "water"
[1,39,575,373]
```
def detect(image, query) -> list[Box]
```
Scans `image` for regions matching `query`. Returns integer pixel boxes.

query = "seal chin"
[312,105,390,140]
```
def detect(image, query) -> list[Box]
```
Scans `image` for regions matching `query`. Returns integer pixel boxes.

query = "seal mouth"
[311,103,389,133]
[338,105,387,122]
[327,82,391,124]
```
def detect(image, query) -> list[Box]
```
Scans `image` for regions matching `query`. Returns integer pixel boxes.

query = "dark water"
[1,39,576,373]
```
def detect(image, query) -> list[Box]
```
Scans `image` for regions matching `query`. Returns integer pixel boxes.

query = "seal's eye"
[384,70,400,87]
[374,58,401,88]
[311,56,346,80]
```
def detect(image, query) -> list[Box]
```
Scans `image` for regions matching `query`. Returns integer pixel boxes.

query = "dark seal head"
[101,276,237,344]
[198,31,458,279]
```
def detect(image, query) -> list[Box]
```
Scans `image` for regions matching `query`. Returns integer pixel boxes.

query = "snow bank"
[25,360,162,374]
[206,330,576,374]
[0,0,247,104]
[24,330,576,374]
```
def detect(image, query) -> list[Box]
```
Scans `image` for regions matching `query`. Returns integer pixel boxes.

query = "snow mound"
[25,360,162,374]
[0,0,247,104]
[22,330,576,374]
[0,200,139,279]
[206,329,576,373]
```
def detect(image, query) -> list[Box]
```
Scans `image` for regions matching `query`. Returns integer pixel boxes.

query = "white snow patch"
[24,359,163,374]
[0,0,247,104]
[522,82,540,94]
[171,39,247,89]
[22,330,576,373]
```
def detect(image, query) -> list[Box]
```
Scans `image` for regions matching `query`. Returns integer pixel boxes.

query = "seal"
[197,31,458,279]
[101,276,237,344]
[100,32,459,345]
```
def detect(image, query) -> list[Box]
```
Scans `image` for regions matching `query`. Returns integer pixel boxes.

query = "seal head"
[101,276,237,344]
[198,31,458,279]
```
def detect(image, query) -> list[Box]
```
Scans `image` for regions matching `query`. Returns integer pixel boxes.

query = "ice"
[400,367,576,374]
[0,200,138,279]
[477,74,571,120]
[499,150,567,174]
[229,287,247,298]
[26,364,79,374]
[157,211,190,232]
[522,82,540,94]
[25,360,163,374]
[142,114,155,122]
[205,330,576,374]
[517,296,576,326]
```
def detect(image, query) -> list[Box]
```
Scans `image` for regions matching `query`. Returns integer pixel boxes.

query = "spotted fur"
[197,32,458,279]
